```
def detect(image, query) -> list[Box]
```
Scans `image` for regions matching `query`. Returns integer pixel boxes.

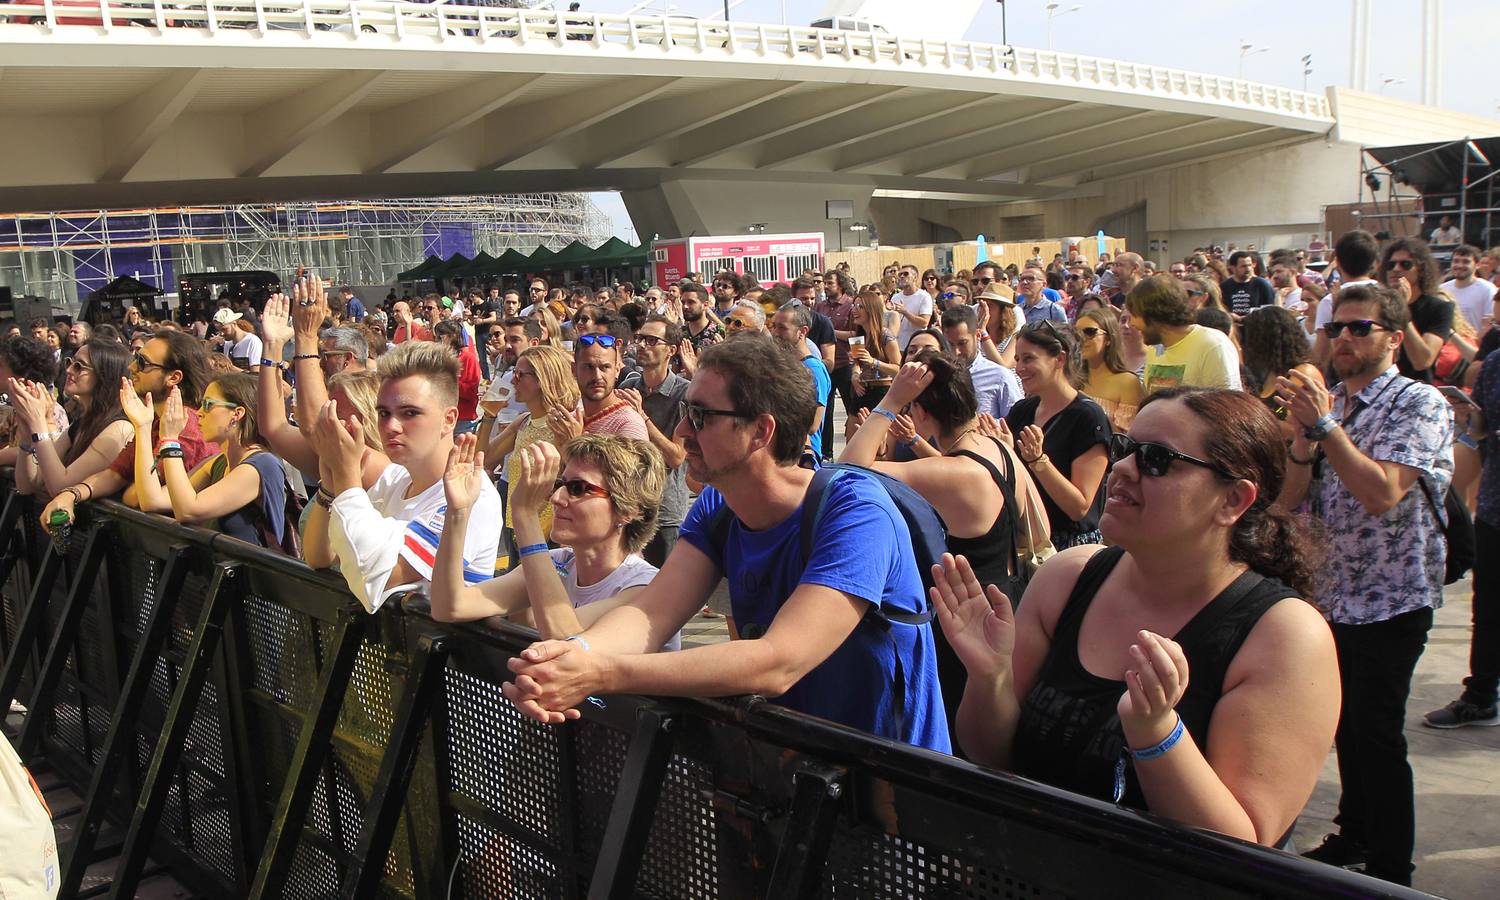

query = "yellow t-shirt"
[1143,326,1241,394]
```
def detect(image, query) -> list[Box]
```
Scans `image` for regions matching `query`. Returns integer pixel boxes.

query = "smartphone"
[1438,385,1481,409]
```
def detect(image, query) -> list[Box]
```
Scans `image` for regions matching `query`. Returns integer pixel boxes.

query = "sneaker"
[1423,699,1500,728]
[1302,833,1366,869]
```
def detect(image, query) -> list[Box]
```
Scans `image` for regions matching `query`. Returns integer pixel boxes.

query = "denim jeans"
[1329,605,1434,886]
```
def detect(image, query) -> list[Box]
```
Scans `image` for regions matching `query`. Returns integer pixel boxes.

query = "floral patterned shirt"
[1312,366,1454,625]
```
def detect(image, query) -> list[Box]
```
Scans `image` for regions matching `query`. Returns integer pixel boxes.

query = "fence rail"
[0,1,1333,120]
[0,480,1419,898]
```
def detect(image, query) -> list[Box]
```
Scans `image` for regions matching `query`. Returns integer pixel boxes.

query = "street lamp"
[848,222,870,248]
[1301,53,1313,91]
[1045,3,1081,51]
[1237,41,1270,79]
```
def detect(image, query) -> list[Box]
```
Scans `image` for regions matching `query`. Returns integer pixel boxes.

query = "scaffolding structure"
[0,193,612,308]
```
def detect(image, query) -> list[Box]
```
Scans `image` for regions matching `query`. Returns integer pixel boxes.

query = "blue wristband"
[518,542,550,559]
[1129,714,1185,761]
[565,634,591,651]
[869,407,898,424]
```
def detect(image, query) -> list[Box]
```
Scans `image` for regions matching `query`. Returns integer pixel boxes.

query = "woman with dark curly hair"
[1241,306,1324,441]
[0,334,65,468]
[932,387,1338,847]
[1379,237,1452,382]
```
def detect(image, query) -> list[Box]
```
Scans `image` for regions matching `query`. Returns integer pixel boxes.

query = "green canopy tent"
[546,240,598,268]
[427,252,472,280]
[490,248,531,273]
[591,238,650,269]
[396,255,444,281]
[449,251,498,278]
[526,244,560,267]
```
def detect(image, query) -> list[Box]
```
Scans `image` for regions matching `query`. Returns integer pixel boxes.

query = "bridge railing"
[0,481,1414,899]
[0,1,1333,120]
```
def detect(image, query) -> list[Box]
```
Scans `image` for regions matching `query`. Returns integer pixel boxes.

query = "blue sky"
[583,0,1499,239]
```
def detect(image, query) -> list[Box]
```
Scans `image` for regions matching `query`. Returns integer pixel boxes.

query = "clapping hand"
[513,441,564,511]
[8,378,53,434]
[889,412,918,447]
[292,274,328,339]
[159,387,187,441]
[119,377,153,431]
[1116,630,1190,742]
[311,399,365,492]
[1017,424,1045,463]
[930,553,1014,677]
[546,403,582,443]
[442,433,486,512]
[976,412,1013,448]
[678,338,698,375]
[615,388,643,417]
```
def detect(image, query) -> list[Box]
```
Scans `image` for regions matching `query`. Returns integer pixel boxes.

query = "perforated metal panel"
[445,666,562,840]
[822,829,1064,900]
[637,754,719,900]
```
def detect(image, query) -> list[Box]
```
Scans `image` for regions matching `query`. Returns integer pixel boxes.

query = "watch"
[1302,413,1340,442]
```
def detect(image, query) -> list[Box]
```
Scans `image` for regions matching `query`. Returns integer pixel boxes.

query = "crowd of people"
[7,228,1499,887]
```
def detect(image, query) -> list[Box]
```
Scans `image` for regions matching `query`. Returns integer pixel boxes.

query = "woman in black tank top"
[840,349,1037,743]
[927,388,1341,847]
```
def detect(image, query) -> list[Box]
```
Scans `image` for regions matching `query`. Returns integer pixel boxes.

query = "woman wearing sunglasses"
[931,388,1338,847]
[1379,237,1454,383]
[430,434,679,650]
[1007,322,1110,549]
[12,339,132,500]
[849,290,901,412]
[484,345,581,554]
[126,373,299,553]
[1075,307,1143,432]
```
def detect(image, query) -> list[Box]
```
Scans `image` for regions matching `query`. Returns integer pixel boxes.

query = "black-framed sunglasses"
[1109,433,1235,480]
[634,334,668,348]
[679,400,754,431]
[1385,258,1417,271]
[971,276,995,285]
[553,477,610,500]
[130,352,165,372]
[1324,319,1389,339]
[1077,326,1103,338]
[578,334,617,348]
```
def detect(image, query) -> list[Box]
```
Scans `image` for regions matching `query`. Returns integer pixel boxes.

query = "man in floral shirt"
[1277,284,1454,887]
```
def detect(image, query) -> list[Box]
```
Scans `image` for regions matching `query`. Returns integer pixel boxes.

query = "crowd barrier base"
[0,481,1430,899]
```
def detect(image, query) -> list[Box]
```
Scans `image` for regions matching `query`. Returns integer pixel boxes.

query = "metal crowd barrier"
[0,478,1423,899]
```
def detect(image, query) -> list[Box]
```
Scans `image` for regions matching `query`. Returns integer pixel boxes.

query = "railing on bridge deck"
[0,1,1333,121]
[0,479,1415,899]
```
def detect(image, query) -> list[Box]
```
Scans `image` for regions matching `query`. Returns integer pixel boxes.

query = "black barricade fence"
[0,481,1430,900]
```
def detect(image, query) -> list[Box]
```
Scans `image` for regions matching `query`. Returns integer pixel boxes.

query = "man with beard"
[1277,284,1453,887]
[771,304,832,457]
[1127,275,1241,394]
[558,316,646,441]
[677,282,723,376]
[1220,251,1276,317]
[501,335,951,752]
[616,314,689,567]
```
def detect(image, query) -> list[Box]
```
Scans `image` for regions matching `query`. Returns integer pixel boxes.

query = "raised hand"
[976,412,1013,448]
[260,292,295,350]
[312,399,365,491]
[677,337,698,375]
[546,403,583,444]
[119,377,153,430]
[292,274,329,340]
[885,360,935,409]
[615,387,643,416]
[442,433,486,512]
[929,553,1015,677]
[1117,630,1190,737]
[1017,424,1045,462]
[159,386,187,441]
[513,441,564,511]
[889,412,918,447]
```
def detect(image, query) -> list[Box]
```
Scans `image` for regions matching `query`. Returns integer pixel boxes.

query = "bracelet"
[156,447,185,460]
[1287,447,1317,466]
[60,486,83,505]
[518,542,550,559]
[977,330,990,342]
[314,486,335,509]
[156,439,182,452]
[869,407,898,425]
[80,483,93,501]
[1130,714,1185,761]
[903,436,920,449]
[292,353,319,361]
[565,634,591,651]
[1022,452,1049,467]
[260,358,287,370]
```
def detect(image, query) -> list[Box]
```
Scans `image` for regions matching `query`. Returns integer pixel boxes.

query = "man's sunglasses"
[1108,433,1235,480]
[130,352,165,371]
[1324,319,1389,339]
[553,478,610,500]
[971,276,995,285]
[679,400,754,431]
[577,334,617,348]
[634,334,668,347]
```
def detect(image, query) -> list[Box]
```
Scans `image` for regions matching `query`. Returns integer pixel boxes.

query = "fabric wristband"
[518,542,550,559]
[565,635,591,651]
[869,407,898,425]
[156,448,185,460]
[1129,714,1185,761]
[156,439,182,453]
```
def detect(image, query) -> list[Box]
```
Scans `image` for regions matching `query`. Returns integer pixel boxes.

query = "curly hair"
[1380,236,1442,297]
[0,334,56,384]
[1241,306,1310,383]
[561,434,666,555]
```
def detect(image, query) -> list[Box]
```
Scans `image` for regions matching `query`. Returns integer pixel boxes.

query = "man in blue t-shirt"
[503,334,950,752]
[771,304,832,458]
[338,285,366,323]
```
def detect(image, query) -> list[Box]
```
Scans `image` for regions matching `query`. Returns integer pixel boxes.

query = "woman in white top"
[430,432,677,649]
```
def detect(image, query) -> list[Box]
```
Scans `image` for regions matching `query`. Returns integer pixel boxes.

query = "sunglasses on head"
[941,291,964,301]
[577,334,617,348]
[553,478,610,500]
[1109,433,1235,480]
[1324,319,1388,339]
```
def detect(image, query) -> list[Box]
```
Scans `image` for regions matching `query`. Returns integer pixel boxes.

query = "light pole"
[1045,3,1081,51]
[1301,53,1313,91]
[1237,41,1270,79]
[849,222,869,249]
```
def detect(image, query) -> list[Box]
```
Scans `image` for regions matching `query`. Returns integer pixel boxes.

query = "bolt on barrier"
[0,478,1424,899]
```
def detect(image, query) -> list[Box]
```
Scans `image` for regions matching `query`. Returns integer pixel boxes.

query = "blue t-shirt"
[680,476,951,753]
[801,354,832,456]
[218,451,292,551]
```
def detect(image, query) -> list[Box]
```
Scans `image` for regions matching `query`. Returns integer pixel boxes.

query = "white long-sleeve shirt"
[328,464,502,612]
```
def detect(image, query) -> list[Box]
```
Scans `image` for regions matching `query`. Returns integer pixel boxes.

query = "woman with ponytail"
[929,387,1339,848]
